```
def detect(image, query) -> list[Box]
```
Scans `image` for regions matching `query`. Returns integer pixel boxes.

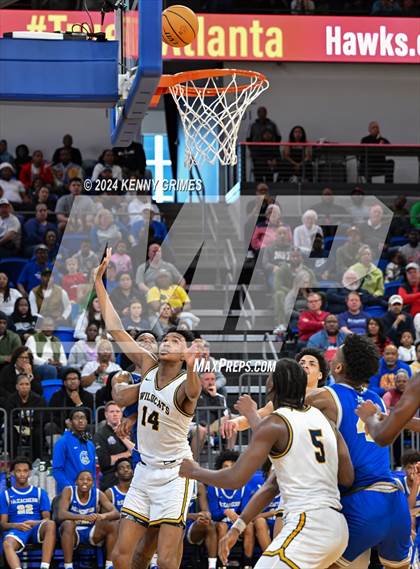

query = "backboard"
[111,0,162,146]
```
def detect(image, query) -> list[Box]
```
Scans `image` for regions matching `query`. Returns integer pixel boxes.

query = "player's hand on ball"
[234,394,257,418]
[355,400,380,422]
[179,458,199,479]
[219,529,240,565]
[93,247,112,281]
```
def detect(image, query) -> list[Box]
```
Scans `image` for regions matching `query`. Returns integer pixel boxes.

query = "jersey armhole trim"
[173,383,195,418]
[269,413,293,459]
[143,363,159,379]
[324,387,342,428]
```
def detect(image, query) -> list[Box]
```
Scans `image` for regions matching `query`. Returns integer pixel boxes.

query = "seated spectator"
[307,314,346,361]
[383,370,409,413]
[381,293,415,345]
[29,268,71,325]
[291,0,315,13]
[0,272,22,316]
[58,470,118,568]
[207,450,255,569]
[398,262,420,317]
[359,121,394,183]
[311,187,346,230]
[0,346,46,398]
[399,228,419,264]
[61,257,87,303]
[110,240,133,274]
[281,270,315,333]
[32,185,57,215]
[14,144,30,175]
[282,125,313,182]
[113,140,146,176]
[135,242,185,295]
[369,344,412,396]
[23,203,57,257]
[338,291,370,335]
[110,272,140,318]
[94,401,133,490]
[398,330,416,363]
[0,139,14,165]
[17,244,52,297]
[297,292,329,343]
[262,226,293,289]
[55,177,94,233]
[385,251,405,283]
[73,240,100,277]
[52,134,83,166]
[48,368,94,432]
[327,268,387,314]
[19,150,53,190]
[273,248,316,292]
[357,204,386,255]
[250,204,292,253]
[51,148,83,190]
[251,128,282,183]
[0,163,27,207]
[201,340,227,393]
[68,323,100,370]
[92,149,122,181]
[122,299,149,336]
[309,232,334,281]
[91,208,123,251]
[26,316,67,371]
[44,229,60,263]
[190,371,233,459]
[0,197,21,258]
[0,458,56,569]
[0,312,21,369]
[293,209,323,256]
[127,194,160,228]
[247,106,281,145]
[244,182,274,234]
[105,458,134,513]
[411,341,420,374]
[52,408,95,493]
[147,269,191,314]
[150,301,179,339]
[366,317,391,356]
[81,339,121,394]
[349,187,370,224]
[74,296,107,340]
[371,0,402,15]
[4,373,47,461]
[10,297,37,342]
[349,245,384,296]
[131,206,168,244]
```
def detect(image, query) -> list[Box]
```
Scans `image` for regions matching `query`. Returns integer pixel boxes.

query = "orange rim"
[150,68,267,107]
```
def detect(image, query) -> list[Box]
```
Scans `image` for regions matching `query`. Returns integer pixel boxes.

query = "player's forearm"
[102,509,119,521]
[58,511,87,522]
[233,402,273,432]
[112,383,140,407]
[110,450,132,465]
[185,364,201,401]
[188,464,244,490]
[405,417,420,432]
[238,476,279,525]
[364,414,395,446]
[95,276,125,334]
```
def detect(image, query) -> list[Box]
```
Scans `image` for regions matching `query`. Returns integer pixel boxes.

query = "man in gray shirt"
[135,242,185,294]
[55,177,95,232]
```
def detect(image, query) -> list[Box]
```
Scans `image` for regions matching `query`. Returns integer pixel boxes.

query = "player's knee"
[3,539,16,551]
[253,518,265,530]
[45,519,56,532]
[61,520,75,533]
[157,552,178,569]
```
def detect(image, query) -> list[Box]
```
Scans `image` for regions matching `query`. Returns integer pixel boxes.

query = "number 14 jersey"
[136,365,193,467]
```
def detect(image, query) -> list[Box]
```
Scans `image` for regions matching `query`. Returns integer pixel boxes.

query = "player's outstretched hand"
[219,528,240,566]
[220,418,238,439]
[356,400,381,423]
[184,339,207,369]
[115,416,136,439]
[93,247,112,282]
[179,458,199,479]
[234,394,257,419]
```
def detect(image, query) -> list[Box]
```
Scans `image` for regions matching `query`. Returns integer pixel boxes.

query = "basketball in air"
[162,5,199,47]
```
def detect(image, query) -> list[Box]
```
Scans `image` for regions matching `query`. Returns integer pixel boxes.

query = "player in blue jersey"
[0,457,56,569]
[105,457,134,513]
[305,335,412,569]
[58,470,119,569]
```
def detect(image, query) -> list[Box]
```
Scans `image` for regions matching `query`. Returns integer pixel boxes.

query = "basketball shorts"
[335,484,411,568]
[121,460,194,528]
[255,507,348,569]
[4,520,46,553]
[74,524,102,548]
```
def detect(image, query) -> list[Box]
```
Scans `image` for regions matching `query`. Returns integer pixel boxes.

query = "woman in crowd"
[150,301,179,339]
[43,229,61,263]
[91,209,123,251]
[110,272,140,318]
[122,299,149,337]
[68,322,100,371]
[366,317,391,356]
[92,149,122,181]
[74,297,107,340]
[10,297,38,342]
[0,272,22,316]
[282,125,313,182]
[31,184,57,212]
[293,209,323,256]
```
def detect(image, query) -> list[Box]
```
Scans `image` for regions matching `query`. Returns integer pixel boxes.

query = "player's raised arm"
[356,372,420,446]
[94,248,157,374]
[180,416,287,489]
[220,401,274,438]
[176,339,205,416]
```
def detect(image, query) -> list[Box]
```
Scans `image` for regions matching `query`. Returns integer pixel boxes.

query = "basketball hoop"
[151,69,269,168]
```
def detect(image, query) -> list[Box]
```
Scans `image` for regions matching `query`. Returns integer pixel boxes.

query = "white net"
[168,70,269,168]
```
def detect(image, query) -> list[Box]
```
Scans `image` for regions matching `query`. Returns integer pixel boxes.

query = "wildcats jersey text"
[136,365,193,467]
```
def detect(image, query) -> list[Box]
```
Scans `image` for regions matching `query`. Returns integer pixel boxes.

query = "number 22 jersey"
[0,486,50,522]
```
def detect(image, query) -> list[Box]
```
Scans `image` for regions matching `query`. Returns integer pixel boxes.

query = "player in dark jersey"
[0,458,56,569]
[58,470,119,569]
[105,457,134,513]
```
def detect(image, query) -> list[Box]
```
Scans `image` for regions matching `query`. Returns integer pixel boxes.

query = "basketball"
[162,5,199,48]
